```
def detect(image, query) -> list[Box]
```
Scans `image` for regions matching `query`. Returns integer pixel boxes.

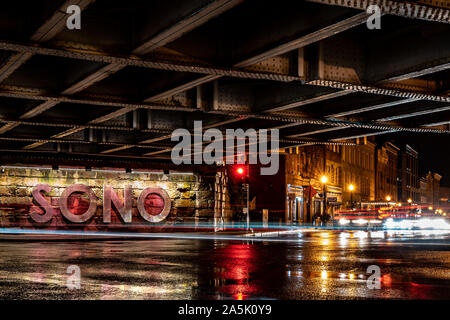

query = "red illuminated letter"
[137,187,171,223]
[59,184,97,223]
[103,185,132,223]
[30,184,54,223]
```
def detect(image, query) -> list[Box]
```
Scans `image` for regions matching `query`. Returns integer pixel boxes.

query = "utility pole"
[245,182,249,230]
[235,165,250,230]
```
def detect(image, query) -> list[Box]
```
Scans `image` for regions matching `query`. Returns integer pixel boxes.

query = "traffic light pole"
[234,165,250,230]
[246,183,250,230]
[350,191,353,209]
[323,183,327,222]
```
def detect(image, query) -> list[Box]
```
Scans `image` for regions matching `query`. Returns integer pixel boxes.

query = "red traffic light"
[235,166,245,176]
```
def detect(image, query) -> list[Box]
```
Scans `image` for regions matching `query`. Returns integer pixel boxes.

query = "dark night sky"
[377,133,450,187]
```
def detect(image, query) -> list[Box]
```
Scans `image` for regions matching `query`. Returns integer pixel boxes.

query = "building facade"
[282,144,344,223]
[398,144,420,203]
[284,145,327,223]
[254,140,422,224]
[439,186,450,211]
[341,138,376,207]
[375,142,399,202]
[420,172,442,208]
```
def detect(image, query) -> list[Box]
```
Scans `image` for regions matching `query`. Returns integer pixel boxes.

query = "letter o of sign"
[137,187,171,223]
[59,184,97,223]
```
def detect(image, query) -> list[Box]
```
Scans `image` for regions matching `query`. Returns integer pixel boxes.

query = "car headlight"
[354,218,368,225]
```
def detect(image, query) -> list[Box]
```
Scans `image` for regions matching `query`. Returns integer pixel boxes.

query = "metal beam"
[324,98,418,118]
[0,41,300,83]
[263,90,353,113]
[0,86,198,112]
[0,118,171,133]
[330,130,399,141]
[0,0,95,83]
[2,85,450,134]
[378,62,450,83]
[42,0,245,133]
[287,126,347,137]
[375,105,450,122]
[306,0,450,24]
[109,11,370,150]
[0,123,18,135]
[327,101,450,140]
[234,12,368,67]
[422,120,450,127]
[144,75,221,102]
[61,63,127,95]
[132,0,245,55]
[307,79,450,103]
[0,1,95,136]
[141,12,368,103]
[101,116,249,154]
[0,136,169,149]
[282,140,356,150]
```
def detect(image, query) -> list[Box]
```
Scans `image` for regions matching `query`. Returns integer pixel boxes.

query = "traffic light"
[236,166,245,176]
[232,165,249,183]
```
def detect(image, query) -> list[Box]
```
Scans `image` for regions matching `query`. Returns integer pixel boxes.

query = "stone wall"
[0,167,216,230]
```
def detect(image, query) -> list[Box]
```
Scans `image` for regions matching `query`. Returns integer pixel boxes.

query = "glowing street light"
[386,195,391,202]
[320,176,328,224]
[407,198,412,204]
[348,184,354,209]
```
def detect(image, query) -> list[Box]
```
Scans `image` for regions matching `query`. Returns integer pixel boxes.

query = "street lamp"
[407,198,412,204]
[386,195,391,202]
[348,184,354,209]
[321,176,327,223]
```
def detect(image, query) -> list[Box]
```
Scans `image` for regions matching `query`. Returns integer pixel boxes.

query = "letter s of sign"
[66,265,81,290]
[66,5,81,30]
[30,184,54,223]
[366,265,381,289]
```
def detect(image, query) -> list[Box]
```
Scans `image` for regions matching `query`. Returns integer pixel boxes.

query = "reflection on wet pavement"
[0,230,449,300]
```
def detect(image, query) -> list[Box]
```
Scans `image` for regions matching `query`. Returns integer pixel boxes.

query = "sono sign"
[30,184,171,224]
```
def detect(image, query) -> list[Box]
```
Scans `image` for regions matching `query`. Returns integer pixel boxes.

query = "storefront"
[286,184,304,223]
[325,185,343,219]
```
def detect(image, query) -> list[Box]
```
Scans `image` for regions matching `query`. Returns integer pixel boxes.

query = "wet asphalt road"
[0,229,449,300]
